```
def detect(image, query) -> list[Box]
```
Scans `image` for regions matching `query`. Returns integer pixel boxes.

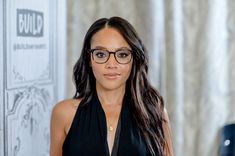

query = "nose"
[105,53,118,68]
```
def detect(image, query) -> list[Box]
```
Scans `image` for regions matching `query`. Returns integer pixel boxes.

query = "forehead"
[90,27,130,50]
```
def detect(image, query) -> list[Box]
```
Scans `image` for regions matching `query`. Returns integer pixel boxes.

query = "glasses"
[89,48,133,64]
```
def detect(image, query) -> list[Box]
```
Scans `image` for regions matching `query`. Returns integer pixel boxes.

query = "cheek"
[122,63,133,78]
[91,62,101,78]
[91,60,107,83]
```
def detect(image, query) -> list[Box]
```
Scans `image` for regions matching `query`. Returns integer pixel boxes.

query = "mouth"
[103,73,121,80]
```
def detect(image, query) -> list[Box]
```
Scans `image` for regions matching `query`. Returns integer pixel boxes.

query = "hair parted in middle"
[73,16,167,156]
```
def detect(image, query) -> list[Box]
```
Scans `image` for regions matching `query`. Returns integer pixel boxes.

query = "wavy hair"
[73,17,166,156]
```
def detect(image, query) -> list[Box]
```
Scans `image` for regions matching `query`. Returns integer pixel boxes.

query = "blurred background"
[1,0,235,156]
[67,0,235,155]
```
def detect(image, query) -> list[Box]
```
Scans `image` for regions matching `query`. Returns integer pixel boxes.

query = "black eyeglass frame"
[89,48,133,64]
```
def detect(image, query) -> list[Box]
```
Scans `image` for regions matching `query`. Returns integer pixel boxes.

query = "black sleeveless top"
[62,92,151,156]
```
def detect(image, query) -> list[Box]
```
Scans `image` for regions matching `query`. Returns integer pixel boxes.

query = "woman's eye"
[95,51,106,58]
[117,51,129,58]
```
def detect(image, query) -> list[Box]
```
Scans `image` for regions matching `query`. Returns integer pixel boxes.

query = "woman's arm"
[162,108,174,156]
[50,102,67,156]
[50,99,80,156]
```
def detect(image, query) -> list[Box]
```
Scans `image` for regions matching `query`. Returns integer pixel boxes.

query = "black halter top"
[62,92,151,156]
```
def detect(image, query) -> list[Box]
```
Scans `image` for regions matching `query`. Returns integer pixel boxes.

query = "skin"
[90,27,133,154]
[50,27,173,156]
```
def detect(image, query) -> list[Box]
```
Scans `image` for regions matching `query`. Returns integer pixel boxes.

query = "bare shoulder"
[50,99,81,156]
[52,98,81,114]
[51,98,81,134]
[52,99,80,118]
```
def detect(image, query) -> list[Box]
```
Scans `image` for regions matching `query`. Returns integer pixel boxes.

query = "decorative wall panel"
[5,86,52,156]
[1,0,66,155]
[6,0,52,89]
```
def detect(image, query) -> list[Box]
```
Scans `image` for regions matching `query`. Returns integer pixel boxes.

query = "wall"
[0,0,66,155]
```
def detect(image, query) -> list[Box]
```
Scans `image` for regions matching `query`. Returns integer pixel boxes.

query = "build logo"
[17,9,44,37]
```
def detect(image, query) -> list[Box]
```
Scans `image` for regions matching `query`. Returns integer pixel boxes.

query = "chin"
[103,85,123,91]
[100,83,126,91]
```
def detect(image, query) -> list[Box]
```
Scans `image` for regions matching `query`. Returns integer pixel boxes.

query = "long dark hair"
[73,17,167,156]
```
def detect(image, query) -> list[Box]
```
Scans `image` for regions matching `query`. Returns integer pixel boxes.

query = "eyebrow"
[92,46,132,51]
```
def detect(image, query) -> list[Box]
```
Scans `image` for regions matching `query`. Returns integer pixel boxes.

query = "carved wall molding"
[1,0,66,155]
[6,86,52,156]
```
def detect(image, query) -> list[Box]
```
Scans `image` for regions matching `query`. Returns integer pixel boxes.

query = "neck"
[96,86,126,106]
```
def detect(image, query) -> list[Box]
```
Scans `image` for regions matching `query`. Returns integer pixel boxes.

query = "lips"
[103,73,121,79]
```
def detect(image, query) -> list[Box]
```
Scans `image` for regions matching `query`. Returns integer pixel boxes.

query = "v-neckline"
[95,92,124,156]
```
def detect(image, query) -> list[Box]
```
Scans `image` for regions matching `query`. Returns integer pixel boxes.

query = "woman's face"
[90,27,133,91]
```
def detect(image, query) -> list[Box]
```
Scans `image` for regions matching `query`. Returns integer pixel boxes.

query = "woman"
[50,16,173,156]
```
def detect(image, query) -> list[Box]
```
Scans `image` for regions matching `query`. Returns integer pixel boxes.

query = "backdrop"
[67,0,235,156]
